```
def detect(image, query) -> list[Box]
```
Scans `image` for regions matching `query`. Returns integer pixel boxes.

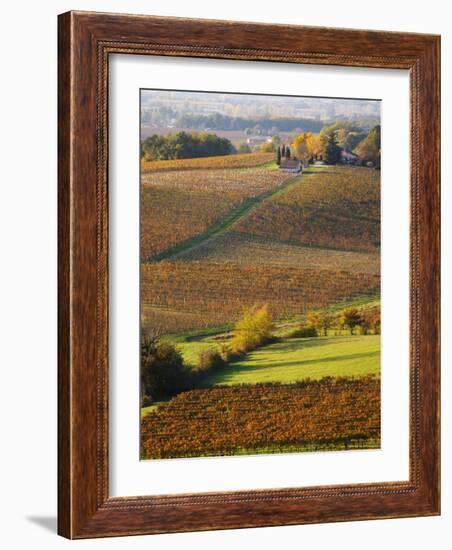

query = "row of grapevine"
[141,167,292,259]
[141,261,380,333]
[141,376,380,459]
[141,151,273,173]
[235,166,380,252]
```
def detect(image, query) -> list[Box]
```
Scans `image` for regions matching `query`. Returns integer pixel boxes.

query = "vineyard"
[234,166,380,252]
[141,376,381,459]
[141,151,274,173]
[141,166,292,259]
[176,231,380,274]
[140,164,381,335]
[139,93,382,462]
[141,261,380,333]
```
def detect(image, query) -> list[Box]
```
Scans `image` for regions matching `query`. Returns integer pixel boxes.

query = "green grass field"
[166,294,380,367]
[141,402,165,418]
[202,334,380,386]
[141,334,380,417]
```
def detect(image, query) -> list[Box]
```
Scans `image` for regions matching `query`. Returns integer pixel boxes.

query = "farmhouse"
[246,136,272,145]
[341,150,359,164]
[279,159,302,173]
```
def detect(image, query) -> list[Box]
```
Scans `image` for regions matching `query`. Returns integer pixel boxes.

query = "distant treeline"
[141,122,381,164]
[141,131,235,161]
[176,113,325,133]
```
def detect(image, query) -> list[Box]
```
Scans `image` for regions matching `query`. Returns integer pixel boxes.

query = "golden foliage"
[231,304,274,352]
[293,132,322,164]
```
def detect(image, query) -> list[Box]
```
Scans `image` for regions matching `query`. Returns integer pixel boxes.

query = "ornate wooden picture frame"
[58,11,440,539]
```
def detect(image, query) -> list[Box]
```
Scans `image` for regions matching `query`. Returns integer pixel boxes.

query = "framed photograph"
[58,11,440,538]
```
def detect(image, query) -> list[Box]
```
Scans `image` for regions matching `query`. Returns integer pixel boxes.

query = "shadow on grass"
[201,346,379,386]
[231,350,379,372]
[252,336,360,355]
[270,337,342,351]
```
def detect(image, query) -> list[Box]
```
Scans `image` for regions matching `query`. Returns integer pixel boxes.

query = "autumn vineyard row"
[141,151,273,173]
[235,166,381,252]
[141,376,381,459]
[140,166,292,258]
[141,261,380,333]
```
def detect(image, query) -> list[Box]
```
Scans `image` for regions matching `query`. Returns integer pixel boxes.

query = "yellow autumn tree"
[293,132,322,166]
[307,133,322,160]
[231,304,274,353]
[306,311,335,336]
[293,132,311,166]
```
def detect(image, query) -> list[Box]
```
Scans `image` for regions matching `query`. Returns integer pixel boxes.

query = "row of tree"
[276,144,292,165]
[141,305,275,403]
[292,306,381,337]
[141,123,380,165]
[274,124,381,166]
[175,113,325,133]
[140,304,380,404]
[141,131,235,161]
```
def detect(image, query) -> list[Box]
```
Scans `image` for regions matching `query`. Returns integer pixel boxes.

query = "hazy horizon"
[141,89,380,133]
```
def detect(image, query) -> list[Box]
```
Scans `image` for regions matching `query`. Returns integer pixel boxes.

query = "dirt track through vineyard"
[147,172,304,261]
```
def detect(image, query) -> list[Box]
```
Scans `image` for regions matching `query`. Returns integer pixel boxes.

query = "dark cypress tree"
[276,146,281,165]
[285,146,291,160]
[324,131,342,165]
[281,144,286,158]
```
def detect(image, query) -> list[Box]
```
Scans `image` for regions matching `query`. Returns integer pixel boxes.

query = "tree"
[281,144,286,158]
[276,146,281,165]
[237,143,252,154]
[293,132,311,166]
[353,125,381,164]
[271,135,281,148]
[318,312,334,336]
[197,349,225,373]
[370,308,381,334]
[231,305,274,353]
[361,305,381,335]
[307,133,322,161]
[358,318,371,335]
[339,308,363,335]
[141,336,158,401]
[344,131,366,152]
[323,130,342,165]
[306,311,334,336]
[142,135,166,160]
[320,120,364,148]
[141,338,191,401]
[141,131,235,161]
[285,146,291,160]
[306,311,322,332]
[261,141,275,153]
[293,132,322,166]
